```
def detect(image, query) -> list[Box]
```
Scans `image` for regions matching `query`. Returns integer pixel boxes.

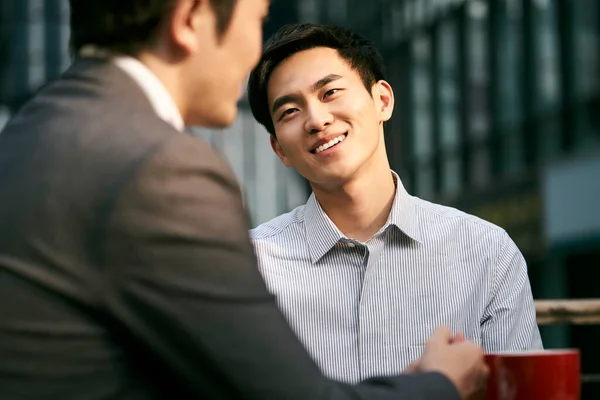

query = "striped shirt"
[250,172,543,384]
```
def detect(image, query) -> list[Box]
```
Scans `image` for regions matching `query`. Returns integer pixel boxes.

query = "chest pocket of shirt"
[388,260,465,347]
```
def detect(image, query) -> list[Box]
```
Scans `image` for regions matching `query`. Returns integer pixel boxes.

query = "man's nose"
[304,103,333,134]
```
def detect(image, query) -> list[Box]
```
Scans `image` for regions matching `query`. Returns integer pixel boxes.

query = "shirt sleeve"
[481,231,543,351]
[99,133,461,400]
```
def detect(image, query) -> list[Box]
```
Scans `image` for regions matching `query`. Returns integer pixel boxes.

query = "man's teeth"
[315,134,346,154]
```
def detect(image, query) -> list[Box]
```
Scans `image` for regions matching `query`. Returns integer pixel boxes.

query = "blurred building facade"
[0,0,71,127]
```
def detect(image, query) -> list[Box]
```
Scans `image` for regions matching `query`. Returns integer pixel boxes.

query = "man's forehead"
[268,50,350,91]
[277,47,346,72]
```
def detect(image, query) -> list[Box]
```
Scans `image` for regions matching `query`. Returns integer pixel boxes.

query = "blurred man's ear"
[270,135,293,167]
[167,0,212,55]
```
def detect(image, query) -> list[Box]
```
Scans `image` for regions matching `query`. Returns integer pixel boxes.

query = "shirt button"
[347,242,356,248]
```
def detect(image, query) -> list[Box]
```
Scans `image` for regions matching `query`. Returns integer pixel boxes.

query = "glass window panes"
[572,0,600,148]
[466,0,490,139]
[471,145,492,188]
[538,115,562,162]
[573,0,599,99]
[436,16,462,197]
[411,34,433,158]
[532,0,562,160]
[416,163,435,200]
[532,0,561,113]
[389,1,404,40]
[327,0,348,23]
[28,0,45,90]
[442,155,462,196]
[496,0,524,128]
[437,18,460,150]
[502,132,524,177]
[298,0,319,22]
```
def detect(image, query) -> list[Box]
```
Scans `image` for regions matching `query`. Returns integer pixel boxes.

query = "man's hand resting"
[404,327,489,400]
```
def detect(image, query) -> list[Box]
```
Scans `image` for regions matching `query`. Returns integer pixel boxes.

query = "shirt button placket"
[357,236,386,380]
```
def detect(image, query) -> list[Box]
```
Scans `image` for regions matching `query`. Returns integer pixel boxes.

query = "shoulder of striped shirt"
[249,204,306,241]
[411,195,508,236]
[249,195,510,245]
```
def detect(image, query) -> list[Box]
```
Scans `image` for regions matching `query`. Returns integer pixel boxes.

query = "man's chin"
[305,170,357,189]
[191,104,238,130]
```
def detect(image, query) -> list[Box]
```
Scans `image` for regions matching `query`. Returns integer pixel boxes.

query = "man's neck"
[137,52,187,118]
[112,54,185,131]
[312,161,396,243]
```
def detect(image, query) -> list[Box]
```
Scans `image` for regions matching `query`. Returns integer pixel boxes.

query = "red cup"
[482,349,580,400]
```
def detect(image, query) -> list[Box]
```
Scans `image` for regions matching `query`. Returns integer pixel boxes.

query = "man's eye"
[324,89,340,98]
[279,108,297,120]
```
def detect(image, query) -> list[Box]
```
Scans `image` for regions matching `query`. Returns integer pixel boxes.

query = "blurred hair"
[68,0,238,56]
[247,23,386,136]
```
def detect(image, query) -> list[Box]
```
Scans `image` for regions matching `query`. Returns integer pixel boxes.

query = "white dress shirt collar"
[303,170,422,263]
[112,56,185,132]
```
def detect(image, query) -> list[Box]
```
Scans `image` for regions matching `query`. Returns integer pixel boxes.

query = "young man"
[0,2,488,400]
[248,23,543,384]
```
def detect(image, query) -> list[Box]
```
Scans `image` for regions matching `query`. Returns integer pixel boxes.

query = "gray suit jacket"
[0,58,460,399]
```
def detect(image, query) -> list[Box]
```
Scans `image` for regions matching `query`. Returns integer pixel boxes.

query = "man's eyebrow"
[309,74,342,92]
[271,74,343,115]
[272,94,300,115]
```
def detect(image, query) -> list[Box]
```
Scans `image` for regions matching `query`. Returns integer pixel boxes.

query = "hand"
[451,331,465,343]
[418,327,489,400]
[402,331,464,374]
[402,360,420,374]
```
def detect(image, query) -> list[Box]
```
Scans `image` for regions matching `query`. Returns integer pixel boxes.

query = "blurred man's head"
[247,23,394,188]
[69,0,270,128]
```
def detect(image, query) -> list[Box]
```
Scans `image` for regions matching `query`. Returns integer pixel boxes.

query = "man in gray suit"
[0,0,488,399]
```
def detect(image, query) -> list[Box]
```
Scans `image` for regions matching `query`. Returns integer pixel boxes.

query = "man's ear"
[270,135,292,167]
[167,0,213,55]
[373,80,395,123]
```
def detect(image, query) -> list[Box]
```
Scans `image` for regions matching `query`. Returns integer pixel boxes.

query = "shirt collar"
[79,46,185,132]
[304,193,346,264]
[303,170,422,264]
[387,171,423,244]
[112,56,184,132]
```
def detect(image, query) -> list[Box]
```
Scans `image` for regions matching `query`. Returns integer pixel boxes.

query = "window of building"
[471,144,492,189]
[572,0,600,148]
[496,0,525,177]
[533,0,561,111]
[327,0,348,23]
[532,0,562,161]
[436,17,462,196]
[416,162,435,200]
[437,19,460,150]
[412,34,433,158]
[297,0,319,23]
[411,33,435,199]
[573,0,599,99]
[59,0,71,72]
[388,0,405,41]
[28,0,45,91]
[466,0,490,140]
[497,0,523,128]
[466,0,491,188]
